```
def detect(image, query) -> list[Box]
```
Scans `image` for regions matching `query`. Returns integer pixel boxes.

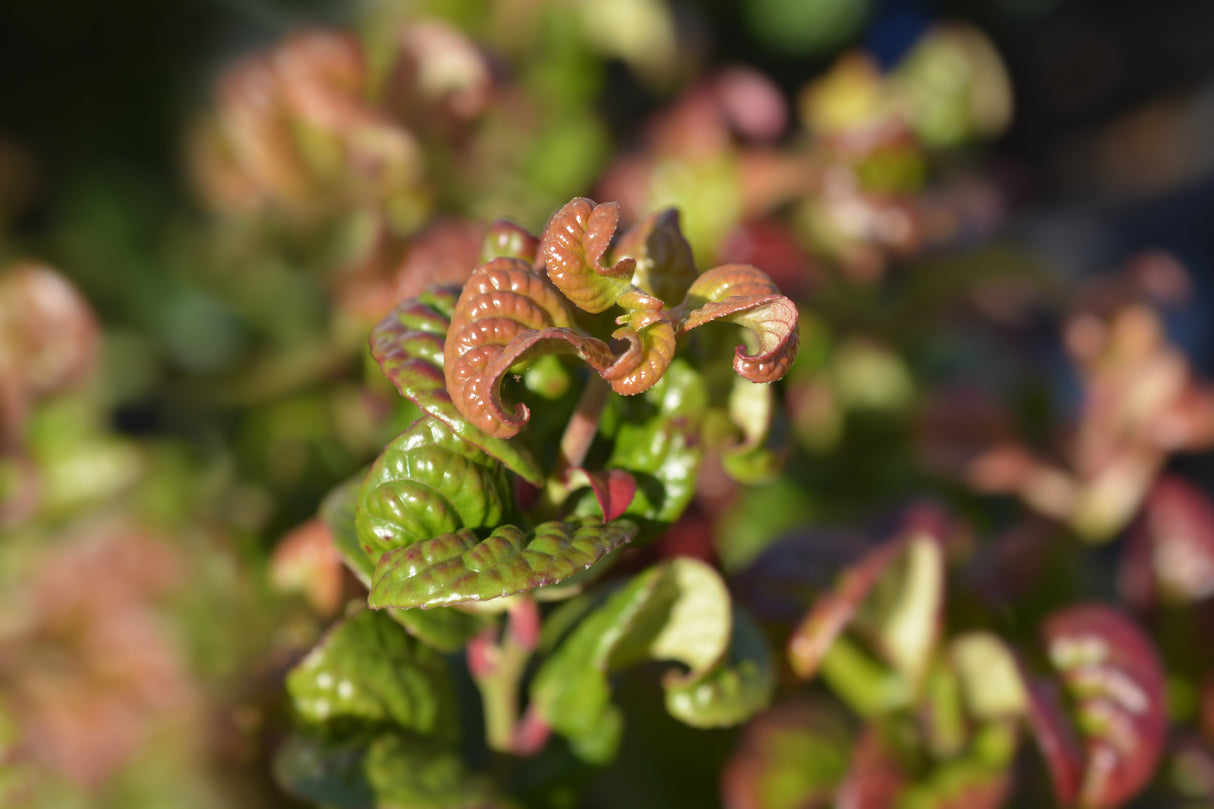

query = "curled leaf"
[602,319,677,395]
[369,286,542,482]
[613,207,698,304]
[481,219,540,264]
[356,417,514,561]
[443,257,617,438]
[664,606,774,728]
[369,516,639,609]
[1026,605,1167,809]
[677,264,800,383]
[788,522,944,692]
[540,197,657,314]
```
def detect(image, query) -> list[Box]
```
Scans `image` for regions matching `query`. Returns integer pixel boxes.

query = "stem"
[544,374,611,509]
[470,597,542,755]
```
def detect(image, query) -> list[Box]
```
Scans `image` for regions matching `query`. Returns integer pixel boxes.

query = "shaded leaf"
[481,219,540,264]
[1119,474,1214,607]
[613,207,698,304]
[389,606,493,655]
[530,558,738,763]
[720,700,852,809]
[369,287,542,482]
[1028,604,1167,809]
[286,610,458,740]
[356,417,514,561]
[323,474,373,587]
[369,516,639,609]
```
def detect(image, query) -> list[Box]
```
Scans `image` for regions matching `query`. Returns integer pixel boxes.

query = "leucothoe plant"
[275,197,799,806]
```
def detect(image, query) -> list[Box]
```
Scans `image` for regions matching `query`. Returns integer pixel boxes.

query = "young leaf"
[1027,604,1167,809]
[539,197,660,314]
[664,606,775,728]
[481,219,540,264]
[369,286,542,482]
[322,473,374,586]
[613,207,698,305]
[356,417,514,561]
[788,522,944,693]
[675,264,800,384]
[286,610,459,739]
[530,558,744,763]
[369,516,639,609]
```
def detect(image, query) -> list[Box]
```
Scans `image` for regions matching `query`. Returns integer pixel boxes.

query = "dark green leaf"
[286,610,458,740]
[356,417,515,562]
[369,516,639,610]
[369,288,542,483]
[322,474,373,587]
[389,607,493,655]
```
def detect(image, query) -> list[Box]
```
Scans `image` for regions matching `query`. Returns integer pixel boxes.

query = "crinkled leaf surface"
[530,558,745,763]
[788,526,944,692]
[369,286,542,483]
[369,516,639,610]
[286,609,458,738]
[612,207,698,305]
[356,416,514,562]
[1027,605,1167,809]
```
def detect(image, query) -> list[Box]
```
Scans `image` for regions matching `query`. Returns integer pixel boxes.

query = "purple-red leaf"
[1026,605,1167,809]
[1120,475,1214,607]
[572,468,638,523]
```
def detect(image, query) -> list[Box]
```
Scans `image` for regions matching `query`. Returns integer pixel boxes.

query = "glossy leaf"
[531,558,740,763]
[369,286,542,482]
[570,467,638,523]
[286,610,458,740]
[613,207,698,306]
[481,219,540,264]
[1027,605,1167,809]
[539,197,660,315]
[788,524,944,692]
[676,264,800,384]
[369,516,639,609]
[664,606,774,727]
[356,417,514,561]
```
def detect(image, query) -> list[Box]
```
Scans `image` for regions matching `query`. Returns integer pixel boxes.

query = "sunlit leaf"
[664,606,774,727]
[531,558,743,763]
[613,207,698,305]
[369,287,542,482]
[481,219,540,264]
[356,417,514,561]
[369,516,639,609]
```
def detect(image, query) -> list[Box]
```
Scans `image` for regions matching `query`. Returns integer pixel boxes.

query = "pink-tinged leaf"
[788,521,944,690]
[835,727,906,809]
[573,468,638,523]
[481,219,540,264]
[677,264,800,384]
[1120,475,1214,606]
[539,197,661,315]
[1032,605,1167,809]
[613,208,698,304]
[1022,674,1086,808]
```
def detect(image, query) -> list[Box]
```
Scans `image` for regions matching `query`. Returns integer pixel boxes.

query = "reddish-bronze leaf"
[677,264,799,384]
[572,468,638,524]
[1120,475,1214,606]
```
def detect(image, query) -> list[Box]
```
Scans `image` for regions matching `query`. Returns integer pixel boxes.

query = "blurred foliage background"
[3,0,1214,807]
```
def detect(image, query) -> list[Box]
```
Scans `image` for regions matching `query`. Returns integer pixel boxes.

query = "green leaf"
[530,558,737,763]
[369,287,542,483]
[664,606,775,727]
[592,357,707,536]
[322,474,373,587]
[276,732,511,809]
[356,417,515,562]
[286,610,458,740]
[369,516,639,610]
[388,607,493,655]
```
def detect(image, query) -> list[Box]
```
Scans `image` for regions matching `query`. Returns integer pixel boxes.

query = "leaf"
[664,606,774,727]
[1026,604,1167,809]
[600,317,678,395]
[720,700,853,809]
[569,467,637,523]
[590,357,707,536]
[481,219,540,264]
[788,522,944,692]
[530,558,737,763]
[389,606,494,655]
[369,516,639,609]
[369,286,542,482]
[356,417,515,561]
[612,207,698,305]
[323,474,374,587]
[276,732,510,809]
[1119,474,1214,606]
[285,610,459,739]
[949,633,1026,722]
[676,264,800,384]
[539,197,660,315]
